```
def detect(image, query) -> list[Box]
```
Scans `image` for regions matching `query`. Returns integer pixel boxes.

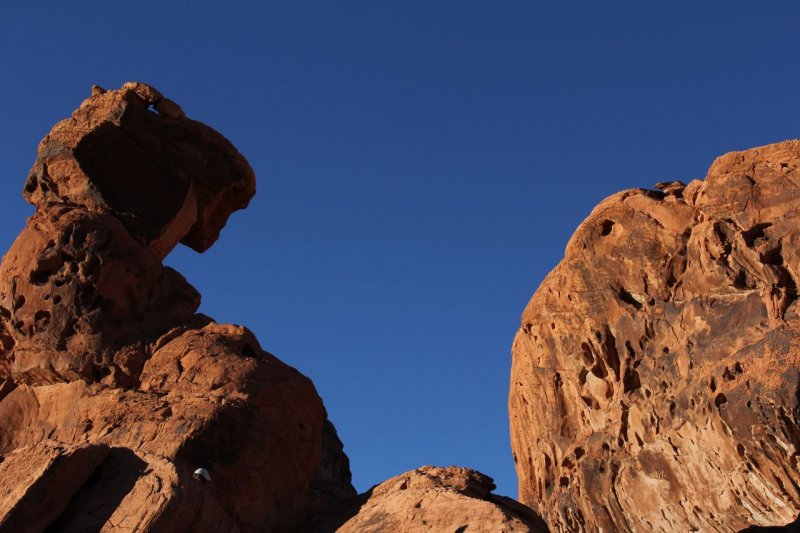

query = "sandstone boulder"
[310,466,548,532]
[0,207,199,386]
[510,140,800,531]
[23,82,255,258]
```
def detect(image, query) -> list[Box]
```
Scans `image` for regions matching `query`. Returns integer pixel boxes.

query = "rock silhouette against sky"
[0,83,543,532]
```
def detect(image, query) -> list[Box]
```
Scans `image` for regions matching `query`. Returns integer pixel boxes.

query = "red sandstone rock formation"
[0,81,548,533]
[309,466,548,532]
[0,83,353,532]
[510,141,800,531]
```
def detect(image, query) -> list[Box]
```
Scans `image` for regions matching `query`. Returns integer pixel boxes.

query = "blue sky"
[1,2,798,497]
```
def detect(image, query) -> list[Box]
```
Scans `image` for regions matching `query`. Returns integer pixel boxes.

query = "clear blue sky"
[1,2,798,498]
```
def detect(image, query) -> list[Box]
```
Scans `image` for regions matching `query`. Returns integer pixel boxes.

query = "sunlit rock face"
[510,141,800,532]
[0,83,354,532]
[308,466,549,532]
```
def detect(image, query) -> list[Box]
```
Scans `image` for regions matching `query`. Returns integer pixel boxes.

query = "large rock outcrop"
[510,141,800,531]
[0,83,354,532]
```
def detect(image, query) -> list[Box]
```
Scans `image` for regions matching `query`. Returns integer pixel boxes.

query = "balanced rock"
[0,83,353,532]
[24,82,255,258]
[510,141,800,531]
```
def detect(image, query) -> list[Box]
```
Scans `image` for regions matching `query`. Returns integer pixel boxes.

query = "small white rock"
[193,467,212,482]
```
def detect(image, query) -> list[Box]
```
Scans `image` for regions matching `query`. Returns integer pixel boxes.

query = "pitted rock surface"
[0,207,199,386]
[510,140,800,532]
[0,83,353,532]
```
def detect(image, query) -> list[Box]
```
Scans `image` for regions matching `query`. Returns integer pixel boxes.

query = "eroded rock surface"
[510,141,800,531]
[24,82,255,258]
[309,466,548,532]
[0,83,353,532]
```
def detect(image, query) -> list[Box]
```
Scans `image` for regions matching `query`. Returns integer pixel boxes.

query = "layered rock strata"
[510,141,800,531]
[0,83,353,532]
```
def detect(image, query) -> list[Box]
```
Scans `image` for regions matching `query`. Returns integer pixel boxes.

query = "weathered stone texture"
[510,141,800,531]
[310,466,548,532]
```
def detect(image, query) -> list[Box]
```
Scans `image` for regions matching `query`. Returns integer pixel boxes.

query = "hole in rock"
[625,341,635,358]
[722,366,738,381]
[34,311,51,327]
[645,189,666,200]
[590,361,608,379]
[741,222,772,247]
[30,268,57,285]
[600,220,615,236]
[618,288,642,310]
[623,367,641,393]
[714,393,728,408]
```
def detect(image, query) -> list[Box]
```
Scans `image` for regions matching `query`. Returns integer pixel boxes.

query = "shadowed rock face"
[510,141,800,532]
[0,83,353,532]
[24,82,255,258]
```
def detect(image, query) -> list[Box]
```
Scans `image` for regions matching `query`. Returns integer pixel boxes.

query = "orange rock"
[510,140,800,531]
[0,207,199,386]
[23,82,255,258]
[0,83,353,532]
[309,466,548,532]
